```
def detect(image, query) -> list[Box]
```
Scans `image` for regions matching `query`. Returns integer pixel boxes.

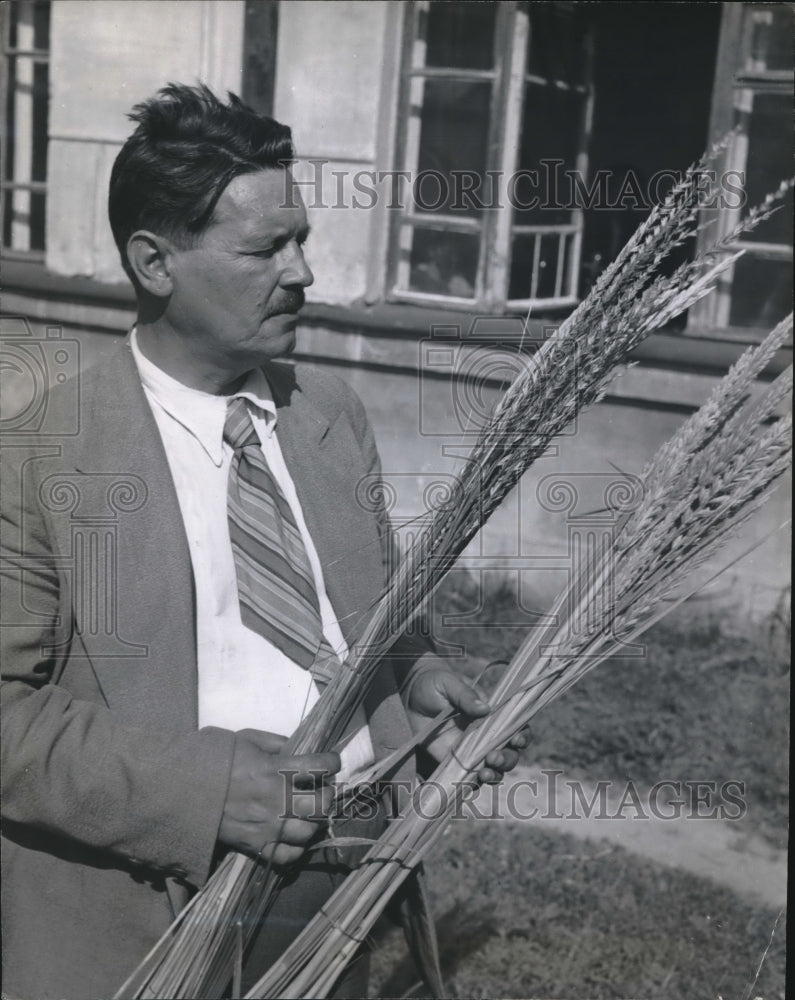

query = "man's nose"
[281,244,314,288]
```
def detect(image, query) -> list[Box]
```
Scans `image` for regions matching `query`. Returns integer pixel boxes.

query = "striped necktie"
[224,397,339,683]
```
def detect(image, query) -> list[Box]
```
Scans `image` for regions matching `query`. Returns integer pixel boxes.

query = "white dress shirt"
[130,330,374,777]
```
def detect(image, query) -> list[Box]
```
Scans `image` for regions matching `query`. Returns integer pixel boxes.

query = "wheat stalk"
[114,161,792,999]
[245,325,792,998]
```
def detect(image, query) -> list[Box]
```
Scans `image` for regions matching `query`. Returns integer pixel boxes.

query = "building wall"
[296,324,792,622]
[46,0,245,280]
[14,0,789,620]
[273,0,400,306]
[5,309,787,621]
[44,0,394,303]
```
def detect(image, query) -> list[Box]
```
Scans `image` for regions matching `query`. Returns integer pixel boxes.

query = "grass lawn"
[370,822,785,999]
[368,575,789,999]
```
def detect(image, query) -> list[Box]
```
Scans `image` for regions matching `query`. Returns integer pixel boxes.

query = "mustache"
[270,290,305,315]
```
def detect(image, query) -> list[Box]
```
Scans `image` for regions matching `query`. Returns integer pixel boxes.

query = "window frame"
[386,0,595,314]
[689,2,793,337]
[1,0,51,263]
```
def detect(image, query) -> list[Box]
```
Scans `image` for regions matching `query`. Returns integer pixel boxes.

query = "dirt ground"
[367,576,789,1000]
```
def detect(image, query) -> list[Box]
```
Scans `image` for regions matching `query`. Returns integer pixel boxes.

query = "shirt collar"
[130,327,278,466]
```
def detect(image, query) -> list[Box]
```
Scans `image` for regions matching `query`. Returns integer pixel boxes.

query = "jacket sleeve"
[0,446,235,890]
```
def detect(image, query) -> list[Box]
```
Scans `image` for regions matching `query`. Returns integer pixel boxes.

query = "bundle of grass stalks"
[115,150,791,999]
[246,317,792,999]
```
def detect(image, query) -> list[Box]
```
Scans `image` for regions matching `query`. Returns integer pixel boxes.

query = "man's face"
[166,168,313,374]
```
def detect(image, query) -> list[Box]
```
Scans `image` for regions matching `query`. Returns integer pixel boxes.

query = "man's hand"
[405,667,527,783]
[218,729,341,867]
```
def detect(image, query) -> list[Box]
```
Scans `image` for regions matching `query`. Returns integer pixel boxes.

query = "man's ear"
[126,231,176,297]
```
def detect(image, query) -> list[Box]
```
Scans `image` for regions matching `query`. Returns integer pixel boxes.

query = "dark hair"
[108,82,294,280]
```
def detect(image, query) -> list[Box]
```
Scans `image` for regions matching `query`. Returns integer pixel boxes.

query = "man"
[0,84,520,999]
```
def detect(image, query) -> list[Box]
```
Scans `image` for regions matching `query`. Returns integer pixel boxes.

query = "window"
[389,1,594,312]
[690,3,793,335]
[1,0,50,259]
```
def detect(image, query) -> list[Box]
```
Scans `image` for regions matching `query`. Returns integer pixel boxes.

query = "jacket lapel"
[64,348,387,732]
[267,365,415,767]
[266,363,386,648]
[63,341,198,733]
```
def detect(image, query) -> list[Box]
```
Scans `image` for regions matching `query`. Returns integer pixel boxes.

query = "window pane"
[526,3,590,85]
[514,86,585,225]
[4,57,17,183]
[2,190,13,247]
[33,0,51,50]
[29,190,46,251]
[4,56,47,182]
[8,0,19,47]
[509,232,569,301]
[407,228,479,298]
[415,79,491,217]
[4,188,27,250]
[743,93,794,247]
[7,0,50,49]
[424,1,497,70]
[728,256,792,329]
[3,189,46,252]
[746,6,794,72]
[32,60,49,182]
[2,2,49,255]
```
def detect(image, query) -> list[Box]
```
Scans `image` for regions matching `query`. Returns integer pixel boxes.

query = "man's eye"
[250,235,307,257]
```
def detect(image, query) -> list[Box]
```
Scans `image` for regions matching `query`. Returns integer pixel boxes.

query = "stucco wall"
[11,313,785,622]
[28,0,790,620]
[46,0,245,281]
[312,351,792,623]
[273,1,399,305]
[45,0,394,303]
